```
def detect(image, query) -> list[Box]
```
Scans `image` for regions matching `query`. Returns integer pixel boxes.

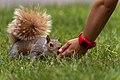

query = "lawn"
[0,4,120,80]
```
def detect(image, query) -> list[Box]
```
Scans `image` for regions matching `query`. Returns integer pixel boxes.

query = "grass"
[0,4,120,80]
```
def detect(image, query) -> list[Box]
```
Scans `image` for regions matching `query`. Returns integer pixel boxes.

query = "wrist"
[78,33,96,51]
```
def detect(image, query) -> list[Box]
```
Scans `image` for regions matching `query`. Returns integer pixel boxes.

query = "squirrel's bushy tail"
[7,6,52,43]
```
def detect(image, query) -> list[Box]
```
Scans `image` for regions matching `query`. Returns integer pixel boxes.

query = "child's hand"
[59,38,87,57]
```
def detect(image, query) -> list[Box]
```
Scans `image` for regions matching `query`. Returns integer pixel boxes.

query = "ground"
[0,4,120,80]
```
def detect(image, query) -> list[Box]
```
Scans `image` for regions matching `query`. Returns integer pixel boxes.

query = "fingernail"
[59,48,62,52]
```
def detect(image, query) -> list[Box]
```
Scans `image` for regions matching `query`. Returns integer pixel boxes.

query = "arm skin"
[59,0,118,56]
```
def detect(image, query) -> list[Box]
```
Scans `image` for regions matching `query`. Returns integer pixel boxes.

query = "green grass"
[0,4,120,80]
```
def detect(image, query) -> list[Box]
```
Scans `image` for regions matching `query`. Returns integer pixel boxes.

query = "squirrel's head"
[46,36,62,55]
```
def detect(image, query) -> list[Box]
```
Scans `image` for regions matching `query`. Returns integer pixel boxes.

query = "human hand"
[58,38,87,57]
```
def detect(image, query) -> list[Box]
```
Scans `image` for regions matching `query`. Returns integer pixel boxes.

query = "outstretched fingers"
[59,41,71,55]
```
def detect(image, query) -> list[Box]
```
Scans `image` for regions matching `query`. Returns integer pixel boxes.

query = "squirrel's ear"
[58,36,62,41]
[46,35,50,43]
[58,37,60,42]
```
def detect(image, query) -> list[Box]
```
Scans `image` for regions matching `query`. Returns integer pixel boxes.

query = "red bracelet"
[78,33,96,50]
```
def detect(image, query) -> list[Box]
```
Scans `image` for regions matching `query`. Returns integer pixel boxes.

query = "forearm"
[83,0,118,42]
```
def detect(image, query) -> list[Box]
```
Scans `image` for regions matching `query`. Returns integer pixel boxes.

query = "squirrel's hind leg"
[30,46,45,61]
[8,44,20,58]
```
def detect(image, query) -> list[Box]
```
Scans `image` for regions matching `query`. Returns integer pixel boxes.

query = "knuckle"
[66,49,71,54]
[61,47,65,51]
[61,46,66,50]
[67,41,71,45]
[64,51,69,55]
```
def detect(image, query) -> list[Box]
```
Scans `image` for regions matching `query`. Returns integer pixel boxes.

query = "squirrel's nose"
[57,51,60,55]
[57,45,62,55]
[58,47,61,50]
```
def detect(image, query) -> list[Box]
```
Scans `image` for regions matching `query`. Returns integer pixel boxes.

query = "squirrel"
[7,6,62,59]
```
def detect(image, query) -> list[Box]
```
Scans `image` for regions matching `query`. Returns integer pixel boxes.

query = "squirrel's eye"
[50,43,54,47]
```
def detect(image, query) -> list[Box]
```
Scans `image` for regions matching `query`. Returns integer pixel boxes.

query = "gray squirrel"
[7,6,62,59]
